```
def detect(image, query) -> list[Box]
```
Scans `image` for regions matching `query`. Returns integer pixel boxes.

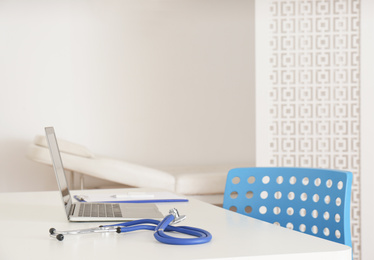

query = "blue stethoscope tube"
[49,209,212,245]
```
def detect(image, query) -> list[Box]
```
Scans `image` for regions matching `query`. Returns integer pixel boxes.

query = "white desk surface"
[0,188,351,260]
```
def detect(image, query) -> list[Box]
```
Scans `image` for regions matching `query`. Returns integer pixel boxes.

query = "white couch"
[27,135,230,205]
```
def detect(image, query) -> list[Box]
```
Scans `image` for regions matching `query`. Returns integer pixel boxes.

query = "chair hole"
[324,195,331,204]
[326,179,333,188]
[273,207,281,215]
[287,207,294,216]
[230,191,238,199]
[259,206,267,214]
[288,192,295,200]
[335,214,341,223]
[248,176,255,184]
[232,177,240,184]
[300,208,306,217]
[299,224,306,232]
[276,176,284,184]
[323,227,330,236]
[312,209,318,218]
[335,230,341,239]
[245,206,252,214]
[229,206,237,212]
[323,211,330,220]
[300,193,308,201]
[336,197,342,206]
[289,176,297,185]
[246,191,254,199]
[314,178,321,186]
[260,191,268,199]
[262,176,270,184]
[311,225,318,234]
[274,191,282,199]
[302,177,309,185]
[313,194,319,202]
[337,181,344,190]
[273,222,280,226]
[286,223,294,230]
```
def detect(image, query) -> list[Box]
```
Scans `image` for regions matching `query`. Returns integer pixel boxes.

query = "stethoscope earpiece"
[49,228,56,235]
[49,228,65,241]
[56,234,64,241]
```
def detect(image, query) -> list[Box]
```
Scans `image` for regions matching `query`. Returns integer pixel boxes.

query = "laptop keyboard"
[78,203,123,218]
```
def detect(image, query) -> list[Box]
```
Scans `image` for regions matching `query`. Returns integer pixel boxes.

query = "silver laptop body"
[45,126,164,222]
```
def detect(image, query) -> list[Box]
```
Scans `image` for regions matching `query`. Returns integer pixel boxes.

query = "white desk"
[0,189,351,260]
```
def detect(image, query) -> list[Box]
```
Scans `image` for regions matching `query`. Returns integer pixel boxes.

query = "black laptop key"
[113,204,122,217]
[78,204,84,217]
[99,204,106,217]
[91,204,99,217]
[83,204,91,217]
[106,204,114,217]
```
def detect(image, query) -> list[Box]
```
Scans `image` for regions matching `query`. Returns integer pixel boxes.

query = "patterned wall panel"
[256,0,360,259]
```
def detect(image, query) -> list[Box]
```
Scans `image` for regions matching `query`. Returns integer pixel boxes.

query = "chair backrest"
[223,167,352,247]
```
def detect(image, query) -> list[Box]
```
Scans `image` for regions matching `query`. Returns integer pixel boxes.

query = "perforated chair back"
[223,167,352,246]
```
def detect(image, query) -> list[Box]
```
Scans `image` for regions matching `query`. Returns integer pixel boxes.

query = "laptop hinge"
[69,204,76,217]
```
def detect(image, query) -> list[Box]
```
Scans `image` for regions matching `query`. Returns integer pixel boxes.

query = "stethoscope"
[49,208,212,245]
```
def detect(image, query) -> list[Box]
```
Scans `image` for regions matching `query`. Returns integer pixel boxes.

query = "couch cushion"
[33,135,95,158]
[158,166,230,195]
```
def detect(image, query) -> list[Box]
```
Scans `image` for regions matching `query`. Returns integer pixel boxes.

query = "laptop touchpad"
[121,203,164,219]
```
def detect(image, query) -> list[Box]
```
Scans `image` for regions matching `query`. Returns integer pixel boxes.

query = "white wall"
[361,1,374,259]
[0,0,255,192]
[255,0,364,259]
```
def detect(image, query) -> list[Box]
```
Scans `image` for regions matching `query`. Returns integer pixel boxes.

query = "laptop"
[45,126,164,221]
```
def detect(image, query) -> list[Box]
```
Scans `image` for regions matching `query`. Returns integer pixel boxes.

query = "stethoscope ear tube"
[49,226,117,240]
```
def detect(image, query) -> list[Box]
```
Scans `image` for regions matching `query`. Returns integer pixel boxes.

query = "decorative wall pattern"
[260,0,360,258]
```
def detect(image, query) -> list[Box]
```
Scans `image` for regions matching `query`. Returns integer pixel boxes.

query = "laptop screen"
[45,127,73,217]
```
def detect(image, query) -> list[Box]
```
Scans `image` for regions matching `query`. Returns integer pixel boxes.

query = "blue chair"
[223,167,352,247]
